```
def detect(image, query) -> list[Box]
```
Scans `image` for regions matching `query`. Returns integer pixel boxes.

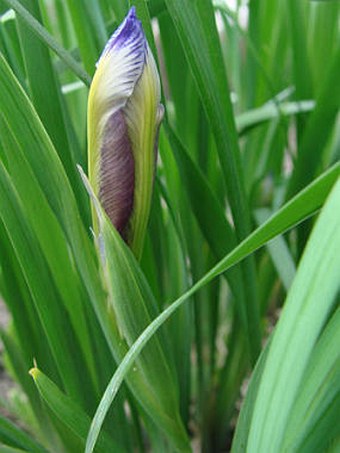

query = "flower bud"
[88,7,163,259]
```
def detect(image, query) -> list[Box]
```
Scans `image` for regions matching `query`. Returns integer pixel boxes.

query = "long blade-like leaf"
[86,163,339,452]
[246,180,340,452]
[164,0,260,360]
[2,0,91,85]
[30,368,119,453]
[79,167,190,453]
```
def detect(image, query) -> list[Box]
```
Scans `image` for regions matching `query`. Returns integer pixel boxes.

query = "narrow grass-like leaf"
[216,1,289,113]
[0,11,25,84]
[282,307,340,452]
[308,1,339,91]
[0,220,58,384]
[2,0,91,85]
[231,339,271,453]
[164,123,249,336]
[0,447,30,453]
[164,0,261,360]
[210,324,248,450]
[203,164,339,286]
[164,123,236,260]
[29,368,119,453]
[236,100,315,135]
[0,415,47,453]
[86,164,339,453]
[0,53,104,340]
[246,179,340,452]
[287,45,340,198]
[0,161,97,412]
[0,330,50,432]
[64,0,104,76]
[15,0,85,206]
[163,0,251,237]
[255,208,296,291]
[0,122,98,398]
[79,168,190,453]
[152,157,194,426]
[288,0,313,105]
[241,0,278,105]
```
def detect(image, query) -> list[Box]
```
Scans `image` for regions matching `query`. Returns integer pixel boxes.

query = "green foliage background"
[0,0,339,452]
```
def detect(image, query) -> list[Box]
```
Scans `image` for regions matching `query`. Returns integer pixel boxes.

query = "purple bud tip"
[115,7,139,47]
[98,7,145,64]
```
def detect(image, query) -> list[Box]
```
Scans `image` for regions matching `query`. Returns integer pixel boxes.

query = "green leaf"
[0,218,58,385]
[236,100,315,135]
[288,0,313,105]
[15,0,85,207]
[0,160,97,412]
[85,163,339,453]
[287,45,340,198]
[79,168,190,453]
[63,0,105,76]
[254,208,296,291]
[0,9,25,84]
[0,447,31,453]
[246,179,340,452]
[1,0,91,86]
[0,415,47,453]
[164,123,249,340]
[164,0,261,360]
[0,122,99,401]
[205,163,339,291]
[0,53,106,371]
[0,329,51,432]
[231,339,271,453]
[282,307,340,452]
[163,0,251,237]
[29,368,119,453]
[308,1,339,91]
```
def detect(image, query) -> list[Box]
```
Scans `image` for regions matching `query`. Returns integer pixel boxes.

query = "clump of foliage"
[0,0,339,452]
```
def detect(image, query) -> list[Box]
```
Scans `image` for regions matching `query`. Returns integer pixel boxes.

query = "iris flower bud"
[88,7,163,259]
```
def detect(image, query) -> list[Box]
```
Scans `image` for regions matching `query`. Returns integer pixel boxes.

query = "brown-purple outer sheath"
[99,110,135,240]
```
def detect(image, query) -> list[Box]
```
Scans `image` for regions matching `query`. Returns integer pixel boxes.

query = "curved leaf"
[80,167,190,453]
[0,415,47,453]
[246,179,340,452]
[86,163,339,453]
[30,368,119,453]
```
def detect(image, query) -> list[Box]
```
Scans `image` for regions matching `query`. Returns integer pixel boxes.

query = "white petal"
[88,7,146,194]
